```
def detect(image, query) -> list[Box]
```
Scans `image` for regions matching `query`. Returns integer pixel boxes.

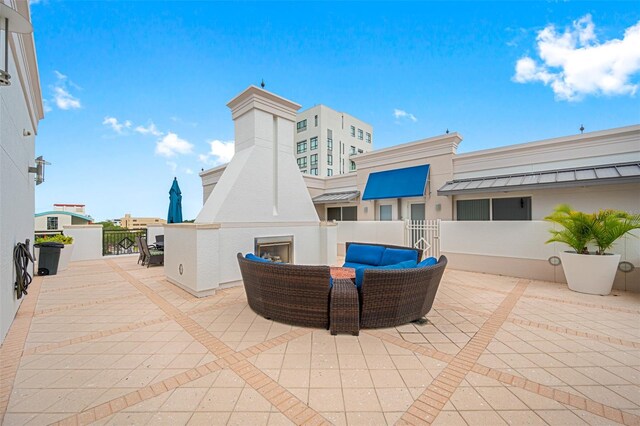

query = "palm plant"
[544,204,593,254]
[590,210,640,255]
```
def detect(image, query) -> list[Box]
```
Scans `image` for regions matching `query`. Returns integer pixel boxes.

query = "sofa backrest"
[345,242,422,266]
[345,243,386,266]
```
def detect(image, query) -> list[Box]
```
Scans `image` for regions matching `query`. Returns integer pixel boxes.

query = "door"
[410,203,425,220]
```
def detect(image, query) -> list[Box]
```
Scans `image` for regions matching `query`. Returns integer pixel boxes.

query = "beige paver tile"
[309,369,342,388]
[345,411,387,425]
[342,388,382,412]
[308,388,344,412]
[460,410,509,425]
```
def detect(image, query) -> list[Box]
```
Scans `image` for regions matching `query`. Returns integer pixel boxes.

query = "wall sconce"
[0,4,33,87]
[23,129,32,137]
[28,156,50,185]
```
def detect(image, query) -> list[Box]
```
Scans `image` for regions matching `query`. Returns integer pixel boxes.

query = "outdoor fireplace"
[255,236,293,263]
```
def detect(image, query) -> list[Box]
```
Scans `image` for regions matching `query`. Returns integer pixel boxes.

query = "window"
[327,129,333,147]
[327,207,341,221]
[358,129,363,140]
[327,154,333,165]
[47,217,58,230]
[327,168,333,176]
[310,154,318,166]
[327,206,357,221]
[327,139,333,151]
[411,203,426,220]
[350,126,355,137]
[297,157,307,169]
[311,168,318,175]
[310,137,318,150]
[296,119,307,132]
[350,146,356,155]
[366,132,371,144]
[314,115,318,127]
[379,205,392,221]
[358,149,363,154]
[457,199,490,221]
[492,197,532,221]
[456,197,532,221]
[349,160,356,171]
[296,141,307,154]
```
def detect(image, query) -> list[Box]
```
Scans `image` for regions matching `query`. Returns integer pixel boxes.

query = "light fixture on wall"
[0,4,33,87]
[28,156,50,185]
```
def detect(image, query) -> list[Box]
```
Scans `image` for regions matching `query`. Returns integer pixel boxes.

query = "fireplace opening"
[255,236,294,263]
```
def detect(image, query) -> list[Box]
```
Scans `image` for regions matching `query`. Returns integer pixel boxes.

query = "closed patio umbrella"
[167,177,183,223]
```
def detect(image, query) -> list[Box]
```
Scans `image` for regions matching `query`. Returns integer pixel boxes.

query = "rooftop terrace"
[1,256,639,425]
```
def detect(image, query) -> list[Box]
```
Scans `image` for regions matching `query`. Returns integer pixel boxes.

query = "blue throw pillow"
[245,253,271,263]
[380,248,419,266]
[417,257,438,268]
[355,260,417,288]
[345,244,385,266]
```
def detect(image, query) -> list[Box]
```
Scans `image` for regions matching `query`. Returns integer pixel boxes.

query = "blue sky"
[31,1,640,221]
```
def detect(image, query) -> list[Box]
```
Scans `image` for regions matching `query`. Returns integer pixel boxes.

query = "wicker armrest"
[330,279,360,336]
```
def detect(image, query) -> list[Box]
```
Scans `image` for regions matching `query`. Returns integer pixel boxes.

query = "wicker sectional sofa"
[236,243,447,333]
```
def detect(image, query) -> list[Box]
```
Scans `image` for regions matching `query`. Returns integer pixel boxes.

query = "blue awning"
[362,164,430,200]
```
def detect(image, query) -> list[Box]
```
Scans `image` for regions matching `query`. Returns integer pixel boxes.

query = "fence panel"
[405,219,440,259]
[103,229,147,256]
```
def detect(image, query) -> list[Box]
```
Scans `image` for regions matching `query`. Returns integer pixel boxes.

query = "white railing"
[405,219,441,259]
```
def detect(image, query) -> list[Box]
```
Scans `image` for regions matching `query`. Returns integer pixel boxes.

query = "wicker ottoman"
[330,279,359,336]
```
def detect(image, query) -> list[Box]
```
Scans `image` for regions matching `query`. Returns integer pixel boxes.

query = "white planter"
[58,243,75,271]
[560,251,621,295]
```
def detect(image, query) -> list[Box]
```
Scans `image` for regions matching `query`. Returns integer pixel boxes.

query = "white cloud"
[185,168,194,175]
[102,116,131,134]
[51,71,81,110]
[42,99,52,113]
[513,15,640,101]
[393,109,417,123]
[166,161,178,174]
[134,122,163,136]
[198,139,235,166]
[155,132,194,157]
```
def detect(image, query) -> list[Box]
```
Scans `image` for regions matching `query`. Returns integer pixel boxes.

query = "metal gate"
[405,219,440,259]
[103,229,147,256]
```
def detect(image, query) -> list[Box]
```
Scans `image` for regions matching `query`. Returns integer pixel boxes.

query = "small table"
[330,278,359,336]
[330,266,356,280]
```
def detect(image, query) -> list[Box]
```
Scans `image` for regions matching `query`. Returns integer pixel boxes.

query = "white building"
[0,2,44,344]
[295,105,373,176]
[35,210,93,234]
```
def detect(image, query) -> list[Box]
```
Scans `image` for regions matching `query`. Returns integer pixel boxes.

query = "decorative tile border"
[0,277,43,424]
[470,364,640,425]
[437,302,640,349]
[398,280,529,425]
[32,293,144,317]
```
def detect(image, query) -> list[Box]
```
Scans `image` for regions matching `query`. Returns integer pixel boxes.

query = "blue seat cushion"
[417,257,438,268]
[342,261,372,269]
[355,259,417,289]
[380,248,419,266]
[345,244,385,266]
[245,253,271,263]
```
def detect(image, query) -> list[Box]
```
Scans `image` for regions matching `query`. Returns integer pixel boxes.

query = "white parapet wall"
[63,225,104,261]
[440,221,639,292]
[335,220,405,255]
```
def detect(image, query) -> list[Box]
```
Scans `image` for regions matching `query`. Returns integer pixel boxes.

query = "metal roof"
[34,211,93,222]
[312,191,360,204]
[438,162,640,196]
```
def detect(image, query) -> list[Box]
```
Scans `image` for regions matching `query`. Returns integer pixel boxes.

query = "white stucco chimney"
[196,86,320,224]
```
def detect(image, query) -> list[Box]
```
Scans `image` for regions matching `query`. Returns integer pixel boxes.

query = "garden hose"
[14,239,34,299]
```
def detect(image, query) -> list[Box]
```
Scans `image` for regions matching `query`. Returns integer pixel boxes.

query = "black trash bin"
[35,242,65,276]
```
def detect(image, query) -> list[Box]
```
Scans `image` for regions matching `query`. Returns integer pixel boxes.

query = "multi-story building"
[35,204,93,234]
[120,213,166,230]
[294,105,373,177]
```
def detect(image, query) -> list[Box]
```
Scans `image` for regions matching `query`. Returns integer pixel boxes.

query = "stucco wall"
[63,225,103,261]
[441,221,640,292]
[0,6,42,343]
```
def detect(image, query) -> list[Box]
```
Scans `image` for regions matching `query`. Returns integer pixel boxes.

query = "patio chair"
[358,255,447,328]
[135,236,145,265]
[140,237,164,268]
[155,234,165,250]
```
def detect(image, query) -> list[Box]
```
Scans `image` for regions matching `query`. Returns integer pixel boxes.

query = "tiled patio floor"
[1,256,639,425]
